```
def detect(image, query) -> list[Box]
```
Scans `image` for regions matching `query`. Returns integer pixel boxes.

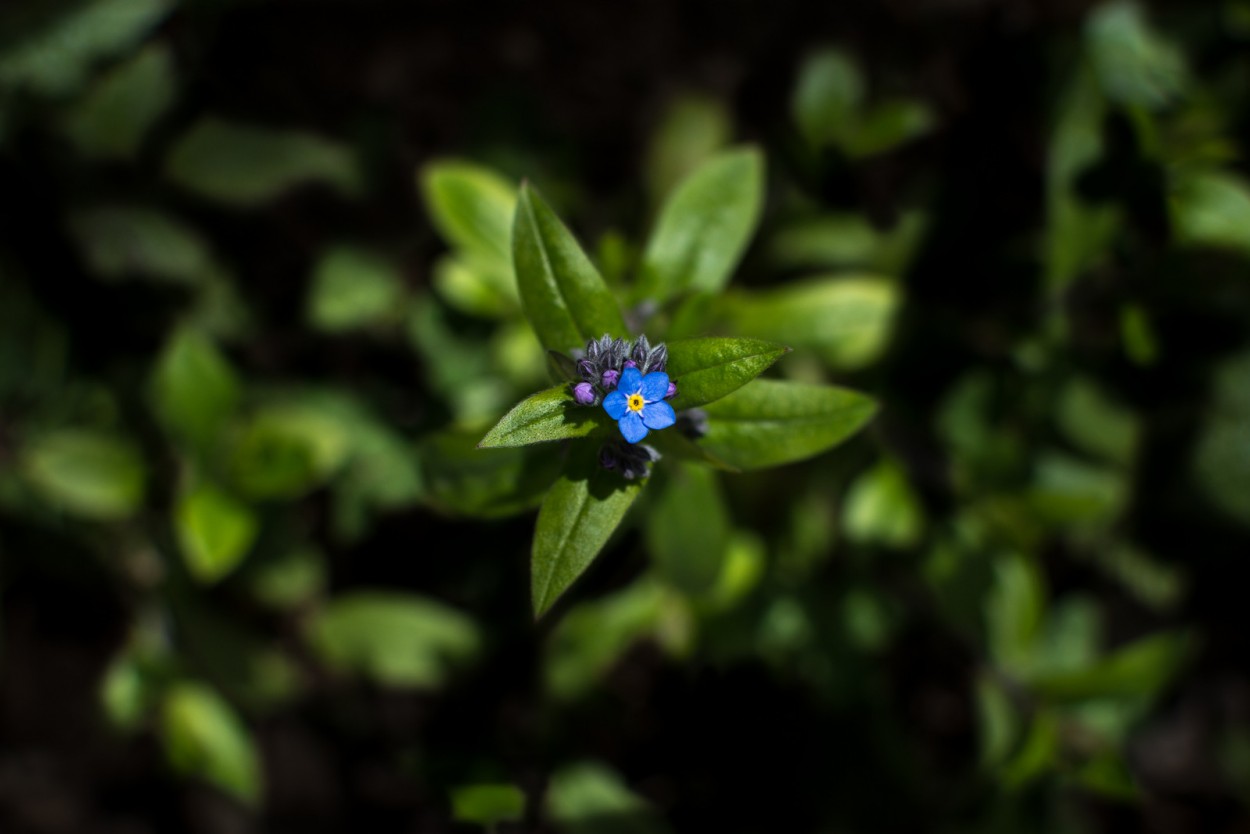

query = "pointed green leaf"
[512,184,627,353]
[161,682,262,806]
[664,337,789,410]
[22,430,145,520]
[638,147,764,301]
[479,385,610,448]
[175,483,258,584]
[698,379,877,470]
[150,326,240,450]
[532,450,644,617]
[419,160,517,262]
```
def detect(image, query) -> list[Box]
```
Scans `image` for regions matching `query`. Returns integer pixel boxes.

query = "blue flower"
[603,367,676,443]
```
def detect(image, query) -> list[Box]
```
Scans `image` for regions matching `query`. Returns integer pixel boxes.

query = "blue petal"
[641,400,676,430]
[618,366,643,394]
[618,411,648,443]
[640,371,670,403]
[603,390,629,420]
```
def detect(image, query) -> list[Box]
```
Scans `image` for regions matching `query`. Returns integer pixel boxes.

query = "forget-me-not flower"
[603,366,676,443]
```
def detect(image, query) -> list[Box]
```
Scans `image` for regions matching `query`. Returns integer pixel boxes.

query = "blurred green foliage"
[0,0,1248,832]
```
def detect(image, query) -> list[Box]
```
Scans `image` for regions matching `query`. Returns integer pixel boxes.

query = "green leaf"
[479,385,609,448]
[1085,0,1186,109]
[246,547,326,610]
[843,99,934,158]
[419,160,516,262]
[645,463,730,596]
[842,459,925,548]
[532,449,644,617]
[22,430,145,520]
[431,252,518,318]
[1170,170,1250,257]
[792,48,864,149]
[306,245,406,333]
[0,0,173,96]
[161,682,262,806]
[68,206,219,285]
[697,379,877,471]
[150,327,240,450]
[546,762,664,834]
[451,784,527,827]
[60,43,175,159]
[175,483,258,584]
[1030,631,1191,703]
[229,404,350,499]
[643,93,732,205]
[1055,377,1140,466]
[718,276,900,370]
[638,148,764,302]
[986,553,1047,675]
[305,591,480,688]
[512,183,628,353]
[420,427,563,518]
[164,117,361,207]
[1193,348,1250,527]
[663,337,790,410]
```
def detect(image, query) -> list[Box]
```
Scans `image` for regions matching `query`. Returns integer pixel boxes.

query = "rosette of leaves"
[475,148,879,616]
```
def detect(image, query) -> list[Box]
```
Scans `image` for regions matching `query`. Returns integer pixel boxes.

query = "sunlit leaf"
[175,483,258,584]
[698,379,877,471]
[305,591,480,688]
[512,184,628,353]
[638,148,763,302]
[842,459,925,548]
[419,159,516,262]
[479,385,609,448]
[22,429,144,520]
[1170,170,1250,257]
[643,93,732,206]
[150,326,240,450]
[162,682,262,806]
[1086,0,1186,109]
[664,337,789,410]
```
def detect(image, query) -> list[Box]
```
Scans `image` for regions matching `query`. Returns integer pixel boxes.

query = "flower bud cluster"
[567,334,671,407]
[598,439,660,480]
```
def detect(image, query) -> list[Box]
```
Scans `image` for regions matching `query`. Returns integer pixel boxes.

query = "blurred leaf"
[718,276,900,370]
[1031,631,1191,703]
[419,159,516,263]
[664,337,789,410]
[1170,170,1250,257]
[1073,751,1139,799]
[101,654,148,730]
[246,546,326,610]
[1056,377,1139,466]
[645,463,730,596]
[702,530,767,611]
[766,211,927,275]
[544,580,671,701]
[21,429,144,520]
[229,404,349,500]
[68,206,218,284]
[532,448,644,617]
[546,762,665,834]
[1046,69,1120,293]
[1027,453,1127,527]
[161,682,262,806]
[843,99,934,158]
[432,252,518,318]
[1002,711,1060,789]
[0,0,173,96]
[1086,0,1186,109]
[150,326,240,450]
[792,48,864,149]
[306,245,405,333]
[420,427,563,518]
[451,783,526,827]
[165,117,361,206]
[842,459,924,548]
[406,295,510,422]
[698,379,877,471]
[174,483,258,584]
[644,94,732,206]
[1193,348,1250,527]
[305,591,479,688]
[513,183,628,353]
[1092,544,1184,611]
[60,42,174,158]
[637,148,763,302]
[986,553,1046,675]
[479,385,609,448]
[977,671,1020,767]
[1119,304,1159,366]
[842,587,894,651]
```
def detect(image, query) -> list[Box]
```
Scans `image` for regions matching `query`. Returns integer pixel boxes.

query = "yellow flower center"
[626,393,646,412]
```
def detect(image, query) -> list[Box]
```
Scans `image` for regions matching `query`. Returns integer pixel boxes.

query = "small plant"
[472,150,878,616]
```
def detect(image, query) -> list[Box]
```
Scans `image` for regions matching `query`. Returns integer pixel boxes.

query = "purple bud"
[624,359,637,370]
[572,382,596,405]
[666,382,677,399]
[601,368,620,389]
